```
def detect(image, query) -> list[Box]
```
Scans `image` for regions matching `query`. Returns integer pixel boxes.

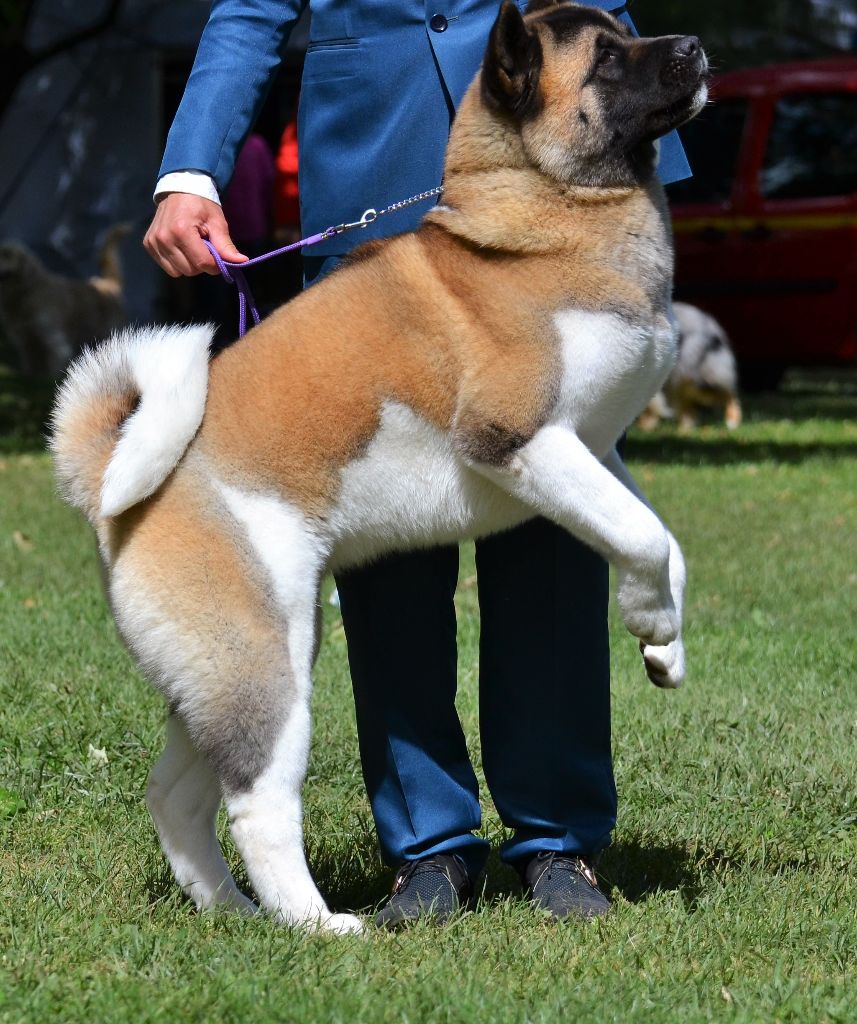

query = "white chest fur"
[326,310,676,569]
[552,308,677,457]
[327,402,530,570]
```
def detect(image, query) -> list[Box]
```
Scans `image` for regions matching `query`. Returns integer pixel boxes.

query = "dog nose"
[674,36,700,58]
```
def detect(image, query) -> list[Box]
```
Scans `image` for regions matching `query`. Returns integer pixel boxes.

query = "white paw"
[617,572,678,647]
[619,590,678,646]
[323,912,364,935]
[226,892,259,917]
[187,883,259,916]
[640,637,685,689]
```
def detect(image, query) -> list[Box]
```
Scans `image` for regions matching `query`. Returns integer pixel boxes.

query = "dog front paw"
[640,637,685,689]
[617,573,678,647]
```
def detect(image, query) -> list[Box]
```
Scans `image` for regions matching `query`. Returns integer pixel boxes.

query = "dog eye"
[597,49,617,66]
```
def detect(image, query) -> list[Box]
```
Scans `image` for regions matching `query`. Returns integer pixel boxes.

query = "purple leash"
[204,186,443,338]
[203,228,331,337]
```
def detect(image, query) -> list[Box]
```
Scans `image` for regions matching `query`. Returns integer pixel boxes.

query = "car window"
[760,93,857,200]
[667,99,748,205]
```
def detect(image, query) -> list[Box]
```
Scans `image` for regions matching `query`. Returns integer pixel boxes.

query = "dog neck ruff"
[204,186,444,338]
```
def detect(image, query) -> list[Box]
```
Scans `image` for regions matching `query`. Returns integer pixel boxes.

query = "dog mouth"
[649,77,709,131]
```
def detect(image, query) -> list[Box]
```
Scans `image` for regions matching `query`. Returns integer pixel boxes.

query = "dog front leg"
[602,448,686,688]
[469,424,678,650]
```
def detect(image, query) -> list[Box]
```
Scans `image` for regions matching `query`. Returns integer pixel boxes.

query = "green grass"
[1,370,855,1023]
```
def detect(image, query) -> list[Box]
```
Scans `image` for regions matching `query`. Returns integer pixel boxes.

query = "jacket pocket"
[301,41,362,82]
[305,38,360,52]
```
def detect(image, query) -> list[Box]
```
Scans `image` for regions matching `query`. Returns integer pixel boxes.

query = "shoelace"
[535,852,599,890]
[391,854,466,895]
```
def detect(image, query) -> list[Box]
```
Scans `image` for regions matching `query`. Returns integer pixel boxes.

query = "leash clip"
[209,187,440,337]
[332,208,378,235]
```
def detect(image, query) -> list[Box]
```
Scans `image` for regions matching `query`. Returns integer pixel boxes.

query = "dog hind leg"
[217,606,363,935]
[146,714,256,913]
[114,476,360,933]
[212,484,363,935]
[221,685,362,934]
[677,407,698,432]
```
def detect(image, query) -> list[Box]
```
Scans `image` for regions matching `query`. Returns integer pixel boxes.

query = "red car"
[669,58,857,387]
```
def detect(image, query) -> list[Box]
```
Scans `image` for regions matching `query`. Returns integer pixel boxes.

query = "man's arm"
[144,0,307,277]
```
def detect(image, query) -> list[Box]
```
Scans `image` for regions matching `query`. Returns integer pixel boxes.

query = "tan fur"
[56,0,690,764]
[640,382,744,432]
[528,29,602,165]
[61,0,682,703]
[53,388,137,522]
[638,302,743,432]
[198,69,673,514]
[104,463,292,789]
[671,383,744,432]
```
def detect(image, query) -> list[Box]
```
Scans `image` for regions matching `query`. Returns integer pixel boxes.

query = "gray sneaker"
[374,853,472,930]
[522,852,610,919]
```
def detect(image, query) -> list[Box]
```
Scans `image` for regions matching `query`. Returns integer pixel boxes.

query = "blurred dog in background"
[0,224,129,378]
[639,302,742,431]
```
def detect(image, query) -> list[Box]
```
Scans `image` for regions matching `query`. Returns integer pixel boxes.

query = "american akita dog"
[51,0,708,933]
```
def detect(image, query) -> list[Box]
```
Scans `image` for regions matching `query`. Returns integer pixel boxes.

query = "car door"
[734,87,857,366]
[669,92,759,346]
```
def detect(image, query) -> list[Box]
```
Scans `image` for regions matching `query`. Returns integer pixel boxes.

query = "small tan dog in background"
[0,223,128,378]
[639,301,743,431]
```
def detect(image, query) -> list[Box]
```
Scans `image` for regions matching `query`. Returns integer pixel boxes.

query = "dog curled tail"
[50,324,214,522]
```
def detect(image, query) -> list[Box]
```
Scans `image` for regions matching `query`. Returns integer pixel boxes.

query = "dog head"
[673,302,738,392]
[481,0,709,187]
[0,241,46,286]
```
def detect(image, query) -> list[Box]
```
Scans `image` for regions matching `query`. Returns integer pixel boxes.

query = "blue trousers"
[305,256,617,878]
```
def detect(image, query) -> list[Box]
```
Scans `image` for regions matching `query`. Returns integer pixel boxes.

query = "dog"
[638,302,742,431]
[51,1,708,933]
[0,224,128,378]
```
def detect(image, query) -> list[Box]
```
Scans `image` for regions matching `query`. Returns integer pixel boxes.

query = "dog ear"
[482,1,543,118]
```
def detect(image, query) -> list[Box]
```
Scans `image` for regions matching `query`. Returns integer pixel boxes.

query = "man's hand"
[143,193,248,277]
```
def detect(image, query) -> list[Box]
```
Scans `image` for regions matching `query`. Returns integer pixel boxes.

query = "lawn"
[1,368,855,1023]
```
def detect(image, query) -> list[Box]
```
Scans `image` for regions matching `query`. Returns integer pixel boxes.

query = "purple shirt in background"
[222,133,276,246]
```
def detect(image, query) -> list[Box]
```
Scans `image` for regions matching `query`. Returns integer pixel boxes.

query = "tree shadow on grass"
[313,836,393,914]
[476,840,728,910]
[625,434,857,466]
[598,838,710,905]
[0,368,54,456]
[142,835,747,919]
[626,367,857,466]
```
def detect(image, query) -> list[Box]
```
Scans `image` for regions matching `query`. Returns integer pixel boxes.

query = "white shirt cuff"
[154,171,221,205]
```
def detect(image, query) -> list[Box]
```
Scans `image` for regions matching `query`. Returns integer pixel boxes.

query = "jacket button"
[430,14,448,32]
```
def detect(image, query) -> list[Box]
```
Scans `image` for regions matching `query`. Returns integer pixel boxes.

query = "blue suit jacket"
[161,0,691,257]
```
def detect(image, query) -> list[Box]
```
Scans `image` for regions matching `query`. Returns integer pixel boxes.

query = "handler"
[144,0,691,927]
